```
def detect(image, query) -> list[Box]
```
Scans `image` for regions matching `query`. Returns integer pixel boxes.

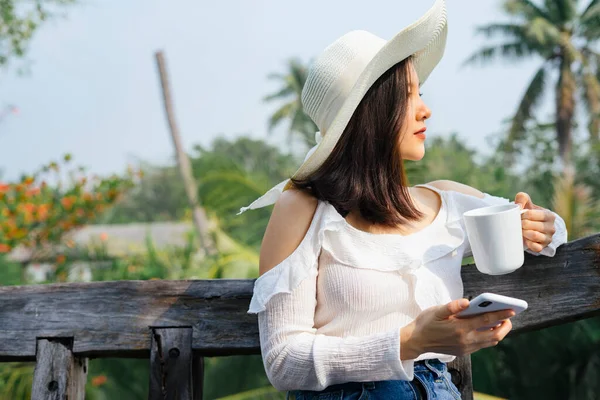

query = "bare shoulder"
[259,189,319,276]
[427,179,485,199]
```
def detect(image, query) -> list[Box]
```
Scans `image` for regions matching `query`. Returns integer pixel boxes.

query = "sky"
[0,0,544,181]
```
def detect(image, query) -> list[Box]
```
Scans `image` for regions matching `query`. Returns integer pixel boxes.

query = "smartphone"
[457,293,528,330]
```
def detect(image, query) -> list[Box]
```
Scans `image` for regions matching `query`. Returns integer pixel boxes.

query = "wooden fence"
[0,233,598,399]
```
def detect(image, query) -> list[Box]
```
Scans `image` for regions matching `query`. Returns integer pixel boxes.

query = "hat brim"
[290,0,447,182]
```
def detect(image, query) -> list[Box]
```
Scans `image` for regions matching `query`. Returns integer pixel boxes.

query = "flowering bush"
[0,155,136,254]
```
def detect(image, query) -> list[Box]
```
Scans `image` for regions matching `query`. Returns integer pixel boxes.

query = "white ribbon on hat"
[237,131,322,215]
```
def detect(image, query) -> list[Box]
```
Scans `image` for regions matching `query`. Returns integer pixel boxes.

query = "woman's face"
[399,63,431,161]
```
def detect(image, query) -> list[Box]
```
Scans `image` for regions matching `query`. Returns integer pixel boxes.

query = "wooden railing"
[0,233,599,399]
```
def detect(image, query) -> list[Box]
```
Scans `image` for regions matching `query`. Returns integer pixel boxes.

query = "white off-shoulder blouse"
[248,184,568,391]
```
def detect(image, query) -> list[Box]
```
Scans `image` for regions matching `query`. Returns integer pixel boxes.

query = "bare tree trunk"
[155,50,215,256]
[556,52,575,170]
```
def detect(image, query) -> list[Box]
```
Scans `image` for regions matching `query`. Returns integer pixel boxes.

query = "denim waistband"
[297,358,447,395]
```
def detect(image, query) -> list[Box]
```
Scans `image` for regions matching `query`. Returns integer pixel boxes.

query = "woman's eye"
[419,92,423,97]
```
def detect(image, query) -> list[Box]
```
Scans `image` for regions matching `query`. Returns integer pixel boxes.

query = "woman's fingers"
[481,319,512,342]
[467,320,513,352]
[464,310,515,331]
[521,209,554,222]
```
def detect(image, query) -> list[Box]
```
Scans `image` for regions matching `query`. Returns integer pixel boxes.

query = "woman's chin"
[403,150,425,162]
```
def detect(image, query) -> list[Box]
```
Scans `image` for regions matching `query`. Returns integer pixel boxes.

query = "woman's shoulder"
[425,180,486,199]
[259,189,320,276]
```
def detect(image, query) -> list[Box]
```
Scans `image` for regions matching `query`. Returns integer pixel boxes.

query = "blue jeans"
[286,359,462,399]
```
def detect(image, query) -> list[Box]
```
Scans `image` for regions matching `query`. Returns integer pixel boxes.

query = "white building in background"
[8,221,195,283]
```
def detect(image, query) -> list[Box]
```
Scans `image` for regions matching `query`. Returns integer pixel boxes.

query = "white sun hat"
[239,0,447,215]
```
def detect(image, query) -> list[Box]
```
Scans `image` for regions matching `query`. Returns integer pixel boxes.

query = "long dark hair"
[291,57,424,228]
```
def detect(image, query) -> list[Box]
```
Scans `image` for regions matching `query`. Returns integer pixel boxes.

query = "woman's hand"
[515,192,556,253]
[400,299,514,359]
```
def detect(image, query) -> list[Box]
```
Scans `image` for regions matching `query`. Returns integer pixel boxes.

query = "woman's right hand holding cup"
[400,298,514,360]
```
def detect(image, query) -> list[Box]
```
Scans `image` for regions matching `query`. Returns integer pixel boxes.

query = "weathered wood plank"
[448,356,473,400]
[0,234,598,360]
[0,279,258,360]
[31,338,87,400]
[149,327,193,400]
[461,234,600,335]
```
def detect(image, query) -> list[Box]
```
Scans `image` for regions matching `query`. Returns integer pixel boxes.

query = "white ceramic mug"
[463,203,526,275]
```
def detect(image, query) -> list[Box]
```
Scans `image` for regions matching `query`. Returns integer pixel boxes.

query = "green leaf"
[506,66,548,153]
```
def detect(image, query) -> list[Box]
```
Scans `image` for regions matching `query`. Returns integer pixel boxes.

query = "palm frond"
[526,16,562,47]
[263,86,295,102]
[506,66,548,152]
[581,0,600,38]
[551,170,600,239]
[553,0,577,24]
[503,0,553,21]
[582,0,600,21]
[476,23,528,39]
[267,102,295,133]
[579,61,600,141]
[290,107,316,146]
[463,42,536,66]
[208,228,260,279]
[542,0,574,25]
[264,58,315,146]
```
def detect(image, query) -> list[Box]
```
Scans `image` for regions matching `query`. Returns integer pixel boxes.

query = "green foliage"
[102,163,188,224]
[473,317,600,400]
[193,136,297,250]
[0,0,76,67]
[204,356,276,400]
[264,58,318,149]
[0,362,33,400]
[0,254,21,285]
[466,0,600,164]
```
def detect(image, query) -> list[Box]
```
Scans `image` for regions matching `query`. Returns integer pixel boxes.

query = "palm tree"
[264,58,318,149]
[465,0,600,168]
[551,169,600,239]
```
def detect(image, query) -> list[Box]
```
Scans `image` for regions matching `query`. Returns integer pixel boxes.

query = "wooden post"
[154,50,215,256]
[192,353,204,400]
[448,356,473,400]
[31,338,87,400]
[149,327,195,400]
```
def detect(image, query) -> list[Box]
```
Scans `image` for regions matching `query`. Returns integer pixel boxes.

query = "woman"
[239,1,567,398]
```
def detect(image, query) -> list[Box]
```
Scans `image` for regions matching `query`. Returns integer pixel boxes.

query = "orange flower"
[61,197,74,210]
[25,187,40,196]
[91,375,108,387]
[0,243,11,253]
[56,254,66,264]
[99,232,108,241]
[0,184,9,193]
[37,204,50,221]
[22,176,34,186]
